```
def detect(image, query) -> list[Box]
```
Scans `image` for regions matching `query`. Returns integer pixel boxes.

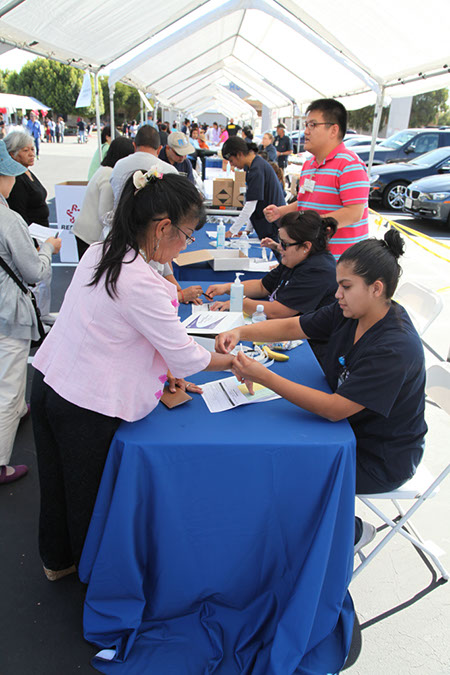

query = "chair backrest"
[426,363,450,416]
[395,282,443,335]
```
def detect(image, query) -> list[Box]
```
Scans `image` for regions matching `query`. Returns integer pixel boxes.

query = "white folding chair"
[394,282,444,360]
[353,363,450,581]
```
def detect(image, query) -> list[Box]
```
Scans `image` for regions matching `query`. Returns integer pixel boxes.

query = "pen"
[202,292,213,300]
[54,231,59,238]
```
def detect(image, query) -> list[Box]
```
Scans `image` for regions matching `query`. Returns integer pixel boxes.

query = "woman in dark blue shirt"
[206,210,337,319]
[216,230,427,551]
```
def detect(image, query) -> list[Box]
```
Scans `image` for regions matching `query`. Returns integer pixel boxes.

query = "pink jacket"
[33,245,211,421]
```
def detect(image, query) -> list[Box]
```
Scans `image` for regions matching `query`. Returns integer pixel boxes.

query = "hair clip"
[133,167,164,192]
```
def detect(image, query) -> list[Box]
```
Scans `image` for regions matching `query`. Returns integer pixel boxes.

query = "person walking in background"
[274,123,292,173]
[26,112,41,159]
[77,118,86,143]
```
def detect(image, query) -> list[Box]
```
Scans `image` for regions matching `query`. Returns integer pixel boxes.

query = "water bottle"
[239,231,250,256]
[229,273,244,312]
[252,304,267,323]
[216,218,225,248]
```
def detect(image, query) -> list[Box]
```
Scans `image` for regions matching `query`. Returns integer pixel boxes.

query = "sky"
[0,47,37,72]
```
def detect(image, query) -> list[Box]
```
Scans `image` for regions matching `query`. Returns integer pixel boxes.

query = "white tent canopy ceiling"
[0,0,449,117]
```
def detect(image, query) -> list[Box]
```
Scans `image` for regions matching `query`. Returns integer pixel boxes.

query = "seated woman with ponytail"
[206,210,338,319]
[216,230,427,552]
[30,172,237,581]
[221,136,286,242]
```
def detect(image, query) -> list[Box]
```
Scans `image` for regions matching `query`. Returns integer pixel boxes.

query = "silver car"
[403,173,450,226]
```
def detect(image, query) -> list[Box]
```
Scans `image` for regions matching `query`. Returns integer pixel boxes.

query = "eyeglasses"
[279,240,300,251]
[151,219,195,245]
[222,152,232,161]
[304,121,334,130]
[171,222,196,245]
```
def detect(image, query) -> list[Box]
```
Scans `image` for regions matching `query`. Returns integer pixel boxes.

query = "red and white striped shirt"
[297,142,369,259]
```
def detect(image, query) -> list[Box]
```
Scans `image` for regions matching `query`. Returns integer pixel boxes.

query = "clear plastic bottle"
[216,218,225,248]
[239,231,250,256]
[229,273,244,312]
[252,304,267,323]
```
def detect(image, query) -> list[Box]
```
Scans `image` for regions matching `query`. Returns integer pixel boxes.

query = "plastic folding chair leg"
[353,497,449,581]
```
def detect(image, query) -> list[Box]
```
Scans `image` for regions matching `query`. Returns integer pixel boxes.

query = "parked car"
[354,128,450,165]
[289,130,305,153]
[403,173,450,226]
[368,146,450,210]
[344,134,382,147]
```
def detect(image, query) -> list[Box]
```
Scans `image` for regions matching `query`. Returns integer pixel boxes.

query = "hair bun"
[383,228,405,260]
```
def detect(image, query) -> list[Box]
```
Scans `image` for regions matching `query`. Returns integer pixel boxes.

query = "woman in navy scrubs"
[221,136,286,242]
[216,230,427,551]
[206,210,338,319]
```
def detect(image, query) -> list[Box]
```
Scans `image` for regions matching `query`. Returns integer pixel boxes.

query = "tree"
[409,88,449,128]
[0,69,10,93]
[347,104,390,133]
[100,77,142,121]
[6,58,104,117]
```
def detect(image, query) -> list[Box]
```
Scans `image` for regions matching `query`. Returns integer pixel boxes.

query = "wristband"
[180,290,185,303]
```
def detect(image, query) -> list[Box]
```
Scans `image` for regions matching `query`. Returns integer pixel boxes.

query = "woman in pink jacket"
[31,170,236,580]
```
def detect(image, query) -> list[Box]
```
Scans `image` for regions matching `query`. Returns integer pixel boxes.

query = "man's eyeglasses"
[304,121,334,130]
[222,152,233,161]
[279,240,300,251]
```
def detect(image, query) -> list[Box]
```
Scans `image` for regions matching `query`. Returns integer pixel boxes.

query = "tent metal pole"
[367,87,385,175]
[140,94,144,125]
[94,72,102,162]
[109,83,115,140]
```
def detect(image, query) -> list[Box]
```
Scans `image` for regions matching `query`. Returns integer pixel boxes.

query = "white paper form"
[200,376,281,413]
[29,223,58,242]
[182,311,245,335]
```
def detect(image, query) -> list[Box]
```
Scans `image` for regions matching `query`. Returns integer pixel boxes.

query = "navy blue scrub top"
[274,134,292,167]
[300,300,427,486]
[262,251,337,313]
[258,143,278,163]
[245,155,285,240]
[159,146,194,184]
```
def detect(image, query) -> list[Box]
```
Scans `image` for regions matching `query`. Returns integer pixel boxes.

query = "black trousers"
[355,457,405,543]
[75,235,90,261]
[31,370,121,570]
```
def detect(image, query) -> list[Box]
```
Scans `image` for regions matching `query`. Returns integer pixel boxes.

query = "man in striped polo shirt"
[264,99,369,259]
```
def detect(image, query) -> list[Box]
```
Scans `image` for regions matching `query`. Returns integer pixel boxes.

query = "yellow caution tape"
[369,209,450,263]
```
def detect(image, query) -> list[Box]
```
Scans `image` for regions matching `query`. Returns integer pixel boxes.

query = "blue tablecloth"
[173,226,271,282]
[79,340,356,675]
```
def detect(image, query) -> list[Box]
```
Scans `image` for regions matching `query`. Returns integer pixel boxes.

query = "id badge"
[299,184,306,194]
[304,178,316,193]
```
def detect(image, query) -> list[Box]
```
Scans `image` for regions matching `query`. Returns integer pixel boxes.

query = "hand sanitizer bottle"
[252,304,267,323]
[216,218,225,249]
[229,273,244,312]
[239,231,250,256]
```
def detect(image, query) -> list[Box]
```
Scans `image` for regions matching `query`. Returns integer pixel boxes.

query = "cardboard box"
[233,171,246,208]
[212,178,234,207]
[209,249,249,271]
[55,181,88,227]
[174,248,249,272]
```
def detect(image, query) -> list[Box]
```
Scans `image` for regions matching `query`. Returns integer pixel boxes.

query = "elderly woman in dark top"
[4,130,49,226]
[0,140,61,485]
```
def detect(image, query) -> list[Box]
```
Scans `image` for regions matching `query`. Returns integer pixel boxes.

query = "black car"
[369,147,450,210]
[354,128,450,166]
[403,173,450,226]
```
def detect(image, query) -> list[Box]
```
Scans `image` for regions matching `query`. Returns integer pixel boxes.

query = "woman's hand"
[231,351,269,391]
[167,370,203,394]
[260,237,280,252]
[206,283,230,298]
[263,205,281,222]
[215,328,241,353]
[179,285,203,304]
[46,236,62,255]
[210,300,230,312]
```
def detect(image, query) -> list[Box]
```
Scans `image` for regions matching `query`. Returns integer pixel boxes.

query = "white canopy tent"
[1,0,449,165]
[0,92,49,112]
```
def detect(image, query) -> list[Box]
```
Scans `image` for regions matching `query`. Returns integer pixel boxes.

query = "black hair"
[101,125,111,144]
[222,136,258,158]
[279,210,337,255]
[90,173,206,298]
[305,98,347,139]
[160,123,167,131]
[338,229,405,299]
[243,126,253,140]
[101,137,135,168]
[134,124,160,149]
